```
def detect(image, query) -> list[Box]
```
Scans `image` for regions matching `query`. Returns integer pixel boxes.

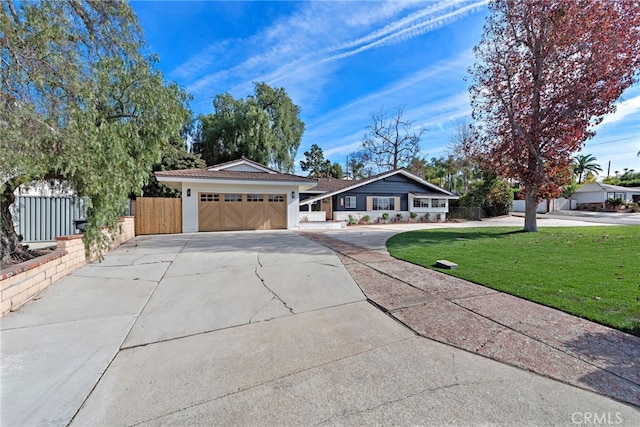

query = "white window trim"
[413,198,429,208]
[431,198,447,208]
[345,196,356,209]
[372,196,394,211]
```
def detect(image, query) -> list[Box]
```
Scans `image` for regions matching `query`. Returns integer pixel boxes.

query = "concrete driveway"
[2,230,638,426]
[543,210,640,226]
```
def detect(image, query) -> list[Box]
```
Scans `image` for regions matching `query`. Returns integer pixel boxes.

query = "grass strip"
[386,226,640,335]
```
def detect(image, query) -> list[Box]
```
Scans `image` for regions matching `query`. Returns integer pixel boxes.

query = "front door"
[321,197,333,220]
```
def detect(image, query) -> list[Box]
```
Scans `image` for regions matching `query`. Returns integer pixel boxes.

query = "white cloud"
[302,50,474,160]
[174,0,486,108]
[596,94,640,128]
[307,50,474,127]
[319,0,486,60]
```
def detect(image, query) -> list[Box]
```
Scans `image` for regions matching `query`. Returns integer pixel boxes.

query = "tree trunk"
[523,190,539,232]
[0,179,34,269]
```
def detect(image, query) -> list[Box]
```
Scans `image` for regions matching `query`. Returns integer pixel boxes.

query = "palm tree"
[573,154,603,184]
[561,182,579,210]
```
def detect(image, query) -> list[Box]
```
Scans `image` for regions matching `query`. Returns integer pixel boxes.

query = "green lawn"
[386,226,640,336]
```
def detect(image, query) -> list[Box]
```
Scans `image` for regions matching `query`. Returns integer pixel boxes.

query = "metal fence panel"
[12,196,88,242]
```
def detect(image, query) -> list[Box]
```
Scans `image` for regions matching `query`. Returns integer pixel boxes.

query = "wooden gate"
[133,197,182,235]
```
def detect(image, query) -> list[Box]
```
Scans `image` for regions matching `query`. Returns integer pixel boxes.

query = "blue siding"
[334,174,440,212]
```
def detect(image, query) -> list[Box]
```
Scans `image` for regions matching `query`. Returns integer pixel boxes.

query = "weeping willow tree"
[1,0,191,267]
[193,82,304,173]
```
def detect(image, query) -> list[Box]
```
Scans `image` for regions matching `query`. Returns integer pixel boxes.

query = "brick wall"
[0,216,135,316]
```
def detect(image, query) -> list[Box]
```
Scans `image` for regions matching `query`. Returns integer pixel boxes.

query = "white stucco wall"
[408,206,449,214]
[512,199,548,213]
[572,191,606,204]
[180,182,302,232]
[333,211,446,223]
[511,198,571,213]
[299,211,326,222]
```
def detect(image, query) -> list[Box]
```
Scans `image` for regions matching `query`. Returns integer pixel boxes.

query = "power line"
[587,135,639,147]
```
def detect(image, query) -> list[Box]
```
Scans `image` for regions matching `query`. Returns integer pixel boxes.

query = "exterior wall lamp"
[291,191,296,200]
[187,188,191,197]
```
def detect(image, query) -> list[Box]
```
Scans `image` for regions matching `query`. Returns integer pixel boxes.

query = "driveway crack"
[92,261,172,268]
[254,250,294,315]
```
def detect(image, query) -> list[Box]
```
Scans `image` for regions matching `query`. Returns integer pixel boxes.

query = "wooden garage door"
[198,193,286,231]
[198,193,221,232]
[266,194,286,229]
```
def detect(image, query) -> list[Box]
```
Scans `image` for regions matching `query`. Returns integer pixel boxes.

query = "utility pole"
[607,160,610,177]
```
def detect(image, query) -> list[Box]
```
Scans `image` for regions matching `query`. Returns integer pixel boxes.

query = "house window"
[224,194,242,202]
[372,197,394,210]
[200,193,219,202]
[606,192,624,200]
[269,194,285,202]
[247,194,264,202]
[413,198,429,208]
[432,199,447,208]
[345,196,356,209]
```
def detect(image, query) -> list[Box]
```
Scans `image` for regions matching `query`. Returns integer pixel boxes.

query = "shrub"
[424,213,431,222]
[347,214,357,225]
[628,202,639,212]
[605,198,626,210]
[381,212,390,223]
[395,213,403,222]
[410,212,418,221]
[610,197,625,205]
[460,173,513,217]
[362,215,371,224]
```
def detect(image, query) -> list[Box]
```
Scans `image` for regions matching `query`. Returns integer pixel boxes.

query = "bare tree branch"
[361,105,424,171]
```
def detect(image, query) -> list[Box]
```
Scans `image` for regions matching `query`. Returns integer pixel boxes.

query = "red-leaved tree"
[469,0,640,231]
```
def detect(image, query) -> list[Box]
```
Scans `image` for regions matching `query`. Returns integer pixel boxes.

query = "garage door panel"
[267,195,286,229]
[244,196,267,230]
[198,193,220,232]
[221,194,243,230]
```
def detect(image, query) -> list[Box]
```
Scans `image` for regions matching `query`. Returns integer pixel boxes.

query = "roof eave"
[155,175,316,188]
[410,192,459,199]
[208,159,277,174]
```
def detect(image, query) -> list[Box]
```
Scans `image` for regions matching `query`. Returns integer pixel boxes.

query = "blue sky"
[131,0,640,176]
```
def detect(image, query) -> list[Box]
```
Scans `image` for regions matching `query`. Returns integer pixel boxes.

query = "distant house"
[14,181,75,197]
[11,181,86,242]
[299,169,458,222]
[573,183,640,207]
